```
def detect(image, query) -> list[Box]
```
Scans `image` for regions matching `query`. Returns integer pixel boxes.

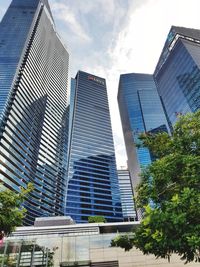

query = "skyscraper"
[117,169,136,221]
[118,73,170,217]
[66,71,123,223]
[0,0,69,224]
[154,26,200,125]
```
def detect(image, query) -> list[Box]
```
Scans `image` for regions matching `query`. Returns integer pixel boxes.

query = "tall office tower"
[117,169,136,221]
[154,26,200,126]
[0,0,69,224]
[118,73,170,218]
[66,71,123,223]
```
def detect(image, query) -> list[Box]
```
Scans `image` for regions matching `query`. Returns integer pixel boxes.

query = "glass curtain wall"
[118,73,170,218]
[66,71,123,223]
[0,0,69,224]
[154,26,200,125]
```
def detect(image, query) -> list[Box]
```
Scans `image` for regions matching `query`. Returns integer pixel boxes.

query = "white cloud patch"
[0,1,11,21]
[109,0,200,75]
[51,2,92,43]
[89,0,200,167]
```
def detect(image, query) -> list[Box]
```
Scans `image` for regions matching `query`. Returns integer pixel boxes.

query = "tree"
[112,111,200,263]
[88,216,106,223]
[0,183,33,240]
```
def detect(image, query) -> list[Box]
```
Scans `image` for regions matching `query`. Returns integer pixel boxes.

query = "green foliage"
[88,216,106,223]
[0,183,33,239]
[112,111,200,263]
[111,235,134,251]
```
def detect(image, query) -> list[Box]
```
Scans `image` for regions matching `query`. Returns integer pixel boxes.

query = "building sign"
[88,75,105,85]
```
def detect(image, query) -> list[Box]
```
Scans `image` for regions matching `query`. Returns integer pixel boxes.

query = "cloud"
[51,2,92,43]
[0,1,11,22]
[88,0,200,167]
[109,0,200,75]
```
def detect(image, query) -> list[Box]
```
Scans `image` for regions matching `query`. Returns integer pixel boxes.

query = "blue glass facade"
[0,0,69,224]
[154,26,200,125]
[118,73,170,218]
[117,169,136,221]
[66,71,123,223]
[0,0,38,125]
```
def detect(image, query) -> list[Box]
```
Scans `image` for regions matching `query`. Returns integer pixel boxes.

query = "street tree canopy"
[88,216,106,223]
[0,183,33,239]
[112,111,200,263]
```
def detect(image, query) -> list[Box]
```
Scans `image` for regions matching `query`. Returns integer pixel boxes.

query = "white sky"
[1,0,200,167]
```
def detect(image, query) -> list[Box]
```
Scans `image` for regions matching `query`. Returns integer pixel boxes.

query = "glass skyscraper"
[154,26,200,125]
[66,71,123,223]
[117,169,136,221]
[0,0,69,224]
[118,73,170,217]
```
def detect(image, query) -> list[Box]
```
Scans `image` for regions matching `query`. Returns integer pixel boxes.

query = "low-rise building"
[0,218,197,267]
